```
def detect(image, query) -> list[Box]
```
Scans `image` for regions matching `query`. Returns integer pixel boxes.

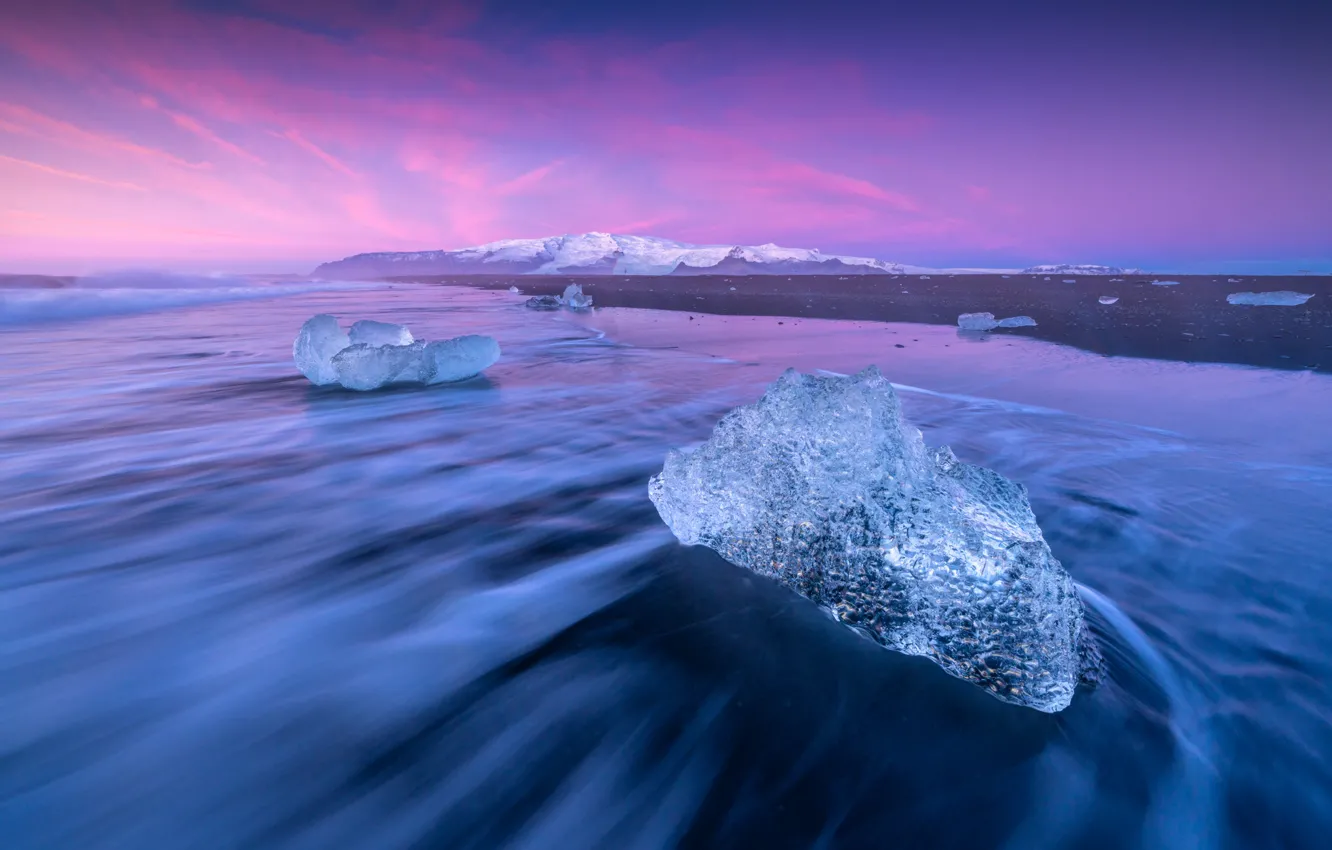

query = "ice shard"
[349,319,414,346]
[293,314,351,386]
[957,312,1000,331]
[648,367,1103,712]
[562,283,593,311]
[525,295,563,310]
[995,315,1037,328]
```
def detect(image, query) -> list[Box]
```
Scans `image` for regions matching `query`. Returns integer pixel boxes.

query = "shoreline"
[392,273,1332,374]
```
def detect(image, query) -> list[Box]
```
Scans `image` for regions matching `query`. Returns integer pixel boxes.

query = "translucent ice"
[349,319,414,346]
[1152,279,1181,286]
[648,367,1102,712]
[525,295,563,310]
[508,285,521,293]
[294,315,499,390]
[332,341,428,390]
[957,312,1000,331]
[1226,291,1313,306]
[995,315,1037,328]
[562,283,593,311]
[293,314,351,386]
[423,334,501,383]
[1098,296,1119,305]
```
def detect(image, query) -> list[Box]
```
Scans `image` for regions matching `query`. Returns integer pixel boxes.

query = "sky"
[0,0,1329,274]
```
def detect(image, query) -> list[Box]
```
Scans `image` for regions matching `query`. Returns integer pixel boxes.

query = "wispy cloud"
[0,152,147,191]
[0,102,211,170]
[495,159,563,196]
[281,129,358,177]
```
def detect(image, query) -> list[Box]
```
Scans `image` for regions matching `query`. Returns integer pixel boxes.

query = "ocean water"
[2,283,1330,849]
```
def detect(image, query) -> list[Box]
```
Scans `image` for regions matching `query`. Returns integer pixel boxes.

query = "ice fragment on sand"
[332,341,428,390]
[1226,291,1313,306]
[525,295,563,310]
[1226,278,1242,284]
[1062,279,1076,283]
[349,319,414,347]
[562,283,593,311]
[508,285,521,293]
[648,367,1102,712]
[423,334,501,383]
[293,314,351,386]
[1152,279,1181,286]
[996,315,1037,328]
[294,315,499,390]
[1099,296,1119,305]
[958,312,1000,331]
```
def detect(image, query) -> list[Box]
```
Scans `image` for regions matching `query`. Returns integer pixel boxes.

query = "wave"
[0,282,360,327]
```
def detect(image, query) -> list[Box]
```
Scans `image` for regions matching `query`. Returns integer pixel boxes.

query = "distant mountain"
[1022,264,1142,275]
[312,233,916,279]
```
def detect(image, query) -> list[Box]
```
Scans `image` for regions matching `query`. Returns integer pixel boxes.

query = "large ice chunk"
[995,315,1037,328]
[349,319,414,346]
[1226,291,1313,306]
[294,315,499,390]
[648,367,1102,712]
[957,312,1000,331]
[293,314,351,386]
[332,341,428,390]
[423,334,501,383]
[562,283,593,311]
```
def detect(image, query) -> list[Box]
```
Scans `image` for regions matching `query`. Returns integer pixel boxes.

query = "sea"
[2,279,1330,849]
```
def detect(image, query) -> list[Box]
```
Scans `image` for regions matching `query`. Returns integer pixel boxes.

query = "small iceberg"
[508,285,521,293]
[1226,291,1314,307]
[919,275,931,279]
[957,312,1037,331]
[562,283,593,311]
[1227,278,1242,283]
[648,367,1103,712]
[1099,296,1119,305]
[294,315,499,390]
[1152,279,1181,286]
[1062,278,1076,283]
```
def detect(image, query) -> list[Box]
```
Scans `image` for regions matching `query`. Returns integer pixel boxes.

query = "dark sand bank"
[392,273,1332,373]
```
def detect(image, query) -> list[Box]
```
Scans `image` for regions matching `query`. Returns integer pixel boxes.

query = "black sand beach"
[394,273,1332,373]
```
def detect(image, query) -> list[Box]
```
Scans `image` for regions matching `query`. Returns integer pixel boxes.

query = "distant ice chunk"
[525,295,562,310]
[919,275,931,279]
[562,283,593,311]
[1062,279,1076,283]
[1226,291,1313,306]
[1152,279,1181,286]
[957,312,999,331]
[423,334,502,382]
[648,367,1102,712]
[349,319,413,347]
[293,314,351,386]
[508,285,521,293]
[1099,296,1119,305]
[996,315,1037,327]
[1226,278,1242,283]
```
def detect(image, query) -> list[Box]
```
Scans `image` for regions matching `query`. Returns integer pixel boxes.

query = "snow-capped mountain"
[1021,264,1142,276]
[313,233,915,279]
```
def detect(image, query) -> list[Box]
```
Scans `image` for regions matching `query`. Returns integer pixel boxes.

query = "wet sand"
[394,273,1332,373]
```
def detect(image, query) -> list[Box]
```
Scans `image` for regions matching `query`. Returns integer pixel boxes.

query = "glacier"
[1226,291,1314,306]
[648,367,1103,712]
[293,315,499,390]
[1023,264,1142,275]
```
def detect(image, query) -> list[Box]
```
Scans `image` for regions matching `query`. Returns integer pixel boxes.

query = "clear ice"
[293,315,499,390]
[293,314,351,386]
[995,315,1037,328]
[349,319,414,347]
[562,283,594,311]
[1226,291,1313,306]
[957,312,1000,331]
[1099,296,1119,305]
[648,367,1103,712]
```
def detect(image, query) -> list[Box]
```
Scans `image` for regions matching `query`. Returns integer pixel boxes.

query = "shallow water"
[2,284,1330,849]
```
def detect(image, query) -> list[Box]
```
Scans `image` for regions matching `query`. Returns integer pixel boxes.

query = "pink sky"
[0,0,1328,273]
